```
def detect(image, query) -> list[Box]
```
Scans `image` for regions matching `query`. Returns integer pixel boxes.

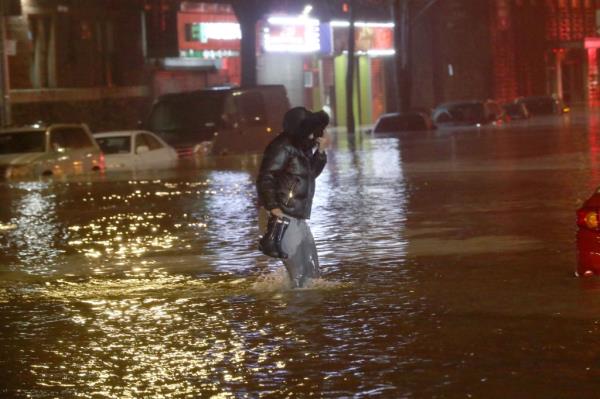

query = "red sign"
[178,12,241,57]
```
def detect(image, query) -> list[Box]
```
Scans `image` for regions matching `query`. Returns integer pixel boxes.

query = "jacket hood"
[283,107,311,137]
[283,107,330,138]
[298,110,329,138]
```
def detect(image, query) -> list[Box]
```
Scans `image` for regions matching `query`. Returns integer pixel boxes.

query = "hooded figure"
[257,106,329,288]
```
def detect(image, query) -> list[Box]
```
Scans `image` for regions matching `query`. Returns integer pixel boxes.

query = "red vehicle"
[576,191,600,276]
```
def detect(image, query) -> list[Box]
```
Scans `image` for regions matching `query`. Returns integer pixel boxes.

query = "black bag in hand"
[259,216,290,259]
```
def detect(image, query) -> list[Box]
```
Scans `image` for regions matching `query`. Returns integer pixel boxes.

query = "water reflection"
[203,171,260,274]
[312,135,408,268]
[4,113,600,397]
[0,132,423,397]
[5,182,62,275]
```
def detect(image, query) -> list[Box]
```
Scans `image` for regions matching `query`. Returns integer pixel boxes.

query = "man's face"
[295,132,316,151]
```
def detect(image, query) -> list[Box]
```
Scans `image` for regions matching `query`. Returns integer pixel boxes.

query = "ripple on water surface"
[4,120,591,397]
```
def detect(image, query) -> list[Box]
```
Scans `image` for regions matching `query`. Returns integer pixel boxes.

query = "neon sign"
[178,11,240,58]
[186,22,241,43]
[263,16,321,53]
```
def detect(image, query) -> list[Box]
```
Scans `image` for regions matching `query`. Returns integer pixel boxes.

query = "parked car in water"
[93,130,178,171]
[576,189,600,276]
[513,95,569,116]
[0,123,104,179]
[372,111,433,133]
[143,85,290,157]
[503,102,530,120]
[432,100,507,127]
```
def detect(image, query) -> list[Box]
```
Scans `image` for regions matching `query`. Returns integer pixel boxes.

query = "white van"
[144,85,290,157]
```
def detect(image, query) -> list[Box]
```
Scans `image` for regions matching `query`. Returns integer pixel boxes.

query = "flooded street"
[3,111,600,398]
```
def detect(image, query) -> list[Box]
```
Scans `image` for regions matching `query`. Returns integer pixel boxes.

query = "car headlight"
[6,165,32,179]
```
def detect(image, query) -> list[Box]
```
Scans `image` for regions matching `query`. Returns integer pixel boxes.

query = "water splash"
[0,223,17,231]
[250,266,346,293]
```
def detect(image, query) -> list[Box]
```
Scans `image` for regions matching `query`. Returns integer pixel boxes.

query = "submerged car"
[513,96,569,116]
[144,85,290,157]
[503,102,530,120]
[576,189,600,276]
[0,124,104,179]
[432,100,507,127]
[93,130,178,171]
[372,112,433,133]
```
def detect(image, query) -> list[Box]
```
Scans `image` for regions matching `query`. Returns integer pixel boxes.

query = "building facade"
[488,0,600,105]
[4,0,150,130]
[6,0,600,133]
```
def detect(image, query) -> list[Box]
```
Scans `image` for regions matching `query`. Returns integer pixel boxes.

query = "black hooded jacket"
[257,108,328,219]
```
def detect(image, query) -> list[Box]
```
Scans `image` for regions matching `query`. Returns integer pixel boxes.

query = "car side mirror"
[136,145,149,154]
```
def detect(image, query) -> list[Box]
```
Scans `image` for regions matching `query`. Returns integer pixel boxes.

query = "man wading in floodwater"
[257,107,330,288]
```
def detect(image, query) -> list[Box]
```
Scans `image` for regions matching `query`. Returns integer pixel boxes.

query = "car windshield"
[95,136,131,154]
[375,114,425,132]
[147,93,226,132]
[521,97,555,114]
[0,131,46,154]
[447,103,485,123]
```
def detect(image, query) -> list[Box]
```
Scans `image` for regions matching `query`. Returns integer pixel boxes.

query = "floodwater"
[2,111,600,398]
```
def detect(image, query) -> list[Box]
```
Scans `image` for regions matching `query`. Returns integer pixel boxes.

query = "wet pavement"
[2,111,600,397]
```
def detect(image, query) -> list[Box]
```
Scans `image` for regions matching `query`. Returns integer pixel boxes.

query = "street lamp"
[301,4,313,17]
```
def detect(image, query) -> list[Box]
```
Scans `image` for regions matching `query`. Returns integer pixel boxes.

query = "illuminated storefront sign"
[263,16,321,53]
[185,22,241,43]
[178,12,241,58]
[176,6,392,59]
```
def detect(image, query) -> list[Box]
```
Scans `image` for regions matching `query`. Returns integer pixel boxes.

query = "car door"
[48,128,74,175]
[134,132,173,169]
[51,126,98,175]
[234,91,268,152]
[144,133,177,167]
[133,133,150,168]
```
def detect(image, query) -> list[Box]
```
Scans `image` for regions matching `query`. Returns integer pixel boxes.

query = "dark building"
[412,0,600,109]
[4,0,600,132]
[4,0,151,130]
[489,0,600,105]
[411,0,494,109]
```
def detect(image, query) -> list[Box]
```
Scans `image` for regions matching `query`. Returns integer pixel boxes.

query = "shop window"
[27,13,116,89]
[29,15,56,89]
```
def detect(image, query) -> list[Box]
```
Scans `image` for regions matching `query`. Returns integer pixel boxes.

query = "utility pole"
[392,0,411,113]
[0,1,11,127]
[392,0,441,113]
[346,0,356,135]
[231,0,272,87]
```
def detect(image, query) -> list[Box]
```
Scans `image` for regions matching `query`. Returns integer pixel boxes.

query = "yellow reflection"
[9,182,60,274]
[67,210,187,260]
[26,272,292,398]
